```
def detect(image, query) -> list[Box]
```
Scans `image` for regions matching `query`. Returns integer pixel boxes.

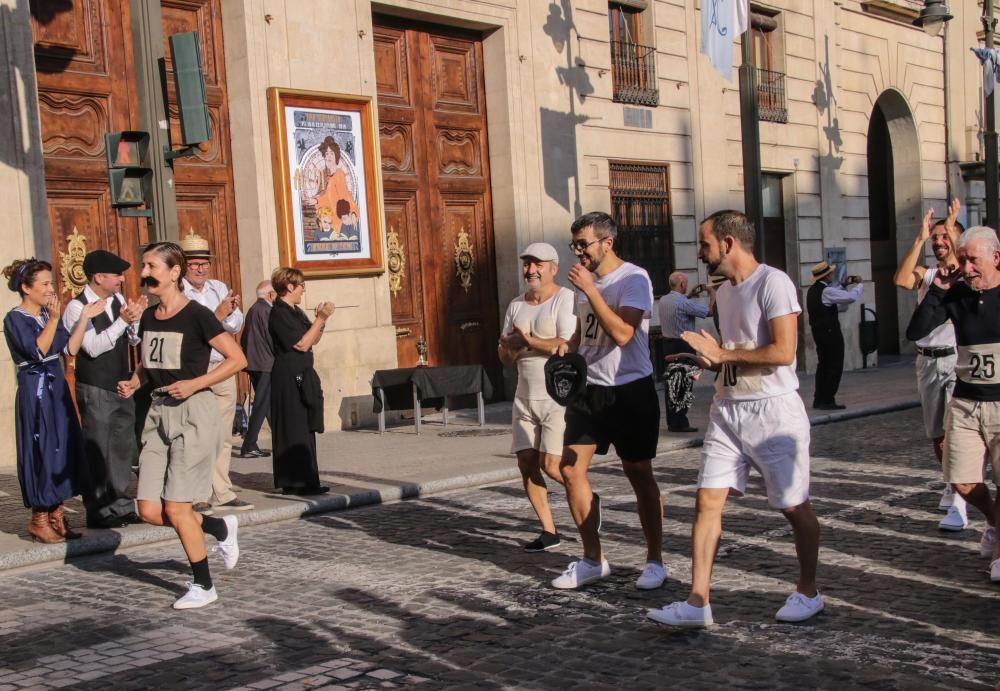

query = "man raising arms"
[649,210,822,627]
[895,200,968,530]
[551,212,665,591]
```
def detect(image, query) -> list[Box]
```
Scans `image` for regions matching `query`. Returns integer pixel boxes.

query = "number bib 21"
[142,331,184,370]
[957,344,1000,384]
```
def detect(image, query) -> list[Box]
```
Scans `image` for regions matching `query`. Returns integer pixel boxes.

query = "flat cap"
[83,249,130,277]
[519,242,560,263]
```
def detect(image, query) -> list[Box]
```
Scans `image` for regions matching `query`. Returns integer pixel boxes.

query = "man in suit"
[63,249,146,529]
[238,280,276,459]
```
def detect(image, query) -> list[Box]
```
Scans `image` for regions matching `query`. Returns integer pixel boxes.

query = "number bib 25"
[957,344,1000,384]
[142,331,184,370]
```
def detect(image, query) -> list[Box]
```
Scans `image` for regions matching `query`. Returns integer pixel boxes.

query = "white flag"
[701,0,750,81]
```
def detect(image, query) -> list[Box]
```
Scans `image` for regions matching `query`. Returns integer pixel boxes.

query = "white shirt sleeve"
[620,273,653,316]
[556,289,577,339]
[61,297,133,358]
[212,280,244,333]
[763,272,803,320]
[821,282,863,306]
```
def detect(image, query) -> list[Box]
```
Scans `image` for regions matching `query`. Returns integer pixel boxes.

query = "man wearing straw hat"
[805,260,863,410]
[180,230,253,514]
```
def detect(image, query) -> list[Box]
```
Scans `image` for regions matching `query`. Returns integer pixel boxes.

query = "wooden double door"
[374,18,500,388]
[30,0,241,300]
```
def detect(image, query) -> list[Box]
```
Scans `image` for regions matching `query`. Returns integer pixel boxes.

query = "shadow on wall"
[0,0,75,257]
[540,0,591,217]
[813,34,844,175]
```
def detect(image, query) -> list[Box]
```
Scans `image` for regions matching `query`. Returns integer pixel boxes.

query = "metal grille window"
[609,3,658,106]
[609,162,673,295]
[750,11,787,123]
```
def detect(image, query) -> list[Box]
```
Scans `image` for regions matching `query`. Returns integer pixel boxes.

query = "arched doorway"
[867,90,921,355]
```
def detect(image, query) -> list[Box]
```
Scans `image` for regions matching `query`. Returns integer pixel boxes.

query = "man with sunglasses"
[180,231,253,515]
[551,212,665,591]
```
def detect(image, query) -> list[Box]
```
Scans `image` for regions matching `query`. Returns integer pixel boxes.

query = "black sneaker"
[523,531,561,552]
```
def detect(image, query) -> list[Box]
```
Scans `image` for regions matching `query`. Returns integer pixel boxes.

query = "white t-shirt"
[714,264,800,400]
[576,262,653,386]
[502,287,576,399]
[916,267,956,349]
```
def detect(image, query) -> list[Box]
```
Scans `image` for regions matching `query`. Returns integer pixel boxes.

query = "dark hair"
[701,210,756,249]
[318,137,341,166]
[931,219,966,233]
[271,266,305,296]
[3,258,52,296]
[142,242,186,289]
[571,211,618,240]
[336,199,351,217]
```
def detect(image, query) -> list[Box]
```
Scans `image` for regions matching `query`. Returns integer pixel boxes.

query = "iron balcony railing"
[611,40,659,107]
[756,67,788,123]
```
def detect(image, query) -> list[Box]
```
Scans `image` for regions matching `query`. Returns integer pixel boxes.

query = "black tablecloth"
[371,365,493,413]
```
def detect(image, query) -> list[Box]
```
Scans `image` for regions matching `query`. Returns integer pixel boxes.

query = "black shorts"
[564,375,660,461]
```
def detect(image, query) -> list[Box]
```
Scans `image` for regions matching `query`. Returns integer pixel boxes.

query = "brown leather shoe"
[29,509,65,544]
[49,504,82,540]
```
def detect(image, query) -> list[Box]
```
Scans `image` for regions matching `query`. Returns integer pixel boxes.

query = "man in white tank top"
[894,200,967,530]
[498,242,575,552]
[648,210,823,628]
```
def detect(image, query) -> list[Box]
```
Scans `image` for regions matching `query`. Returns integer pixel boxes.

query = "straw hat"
[180,229,213,258]
[810,261,835,283]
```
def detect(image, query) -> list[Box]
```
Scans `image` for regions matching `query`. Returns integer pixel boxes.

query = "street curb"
[0,398,919,572]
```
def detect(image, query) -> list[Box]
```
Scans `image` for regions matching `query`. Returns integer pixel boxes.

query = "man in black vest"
[806,261,863,410]
[63,250,146,529]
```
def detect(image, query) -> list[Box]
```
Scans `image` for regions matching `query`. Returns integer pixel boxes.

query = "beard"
[140,276,160,288]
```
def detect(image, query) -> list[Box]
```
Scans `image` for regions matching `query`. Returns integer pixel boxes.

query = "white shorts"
[511,397,566,455]
[699,391,811,509]
[915,353,956,439]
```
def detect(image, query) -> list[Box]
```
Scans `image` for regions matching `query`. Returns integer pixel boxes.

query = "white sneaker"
[990,559,1000,582]
[775,591,824,622]
[173,582,218,610]
[636,561,667,590]
[938,504,968,531]
[981,526,998,558]
[937,485,954,512]
[551,559,610,589]
[215,515,239,569]
[647,601,714,628]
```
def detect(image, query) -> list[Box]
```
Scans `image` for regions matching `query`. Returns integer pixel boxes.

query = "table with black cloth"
[371,365,493,434]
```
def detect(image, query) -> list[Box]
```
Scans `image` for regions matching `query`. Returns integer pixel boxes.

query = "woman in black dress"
[269,267,333,495]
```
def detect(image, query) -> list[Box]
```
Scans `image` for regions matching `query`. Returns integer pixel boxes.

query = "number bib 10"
[957,344,1000,384]
[714,341,764,397]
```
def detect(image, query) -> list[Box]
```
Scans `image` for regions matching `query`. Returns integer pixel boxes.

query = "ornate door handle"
[459,321,480,331]
[395,327,412,337]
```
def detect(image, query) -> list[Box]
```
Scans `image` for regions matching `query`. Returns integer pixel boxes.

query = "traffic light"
[105,131,153,217]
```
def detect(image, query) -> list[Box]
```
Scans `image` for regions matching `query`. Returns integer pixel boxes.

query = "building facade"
[0,0,990,461]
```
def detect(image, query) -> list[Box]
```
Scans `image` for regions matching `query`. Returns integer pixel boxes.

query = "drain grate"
[438,428,509,438]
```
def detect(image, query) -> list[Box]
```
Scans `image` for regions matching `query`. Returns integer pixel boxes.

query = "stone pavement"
[0,358,920,569]
[0,408,997,689]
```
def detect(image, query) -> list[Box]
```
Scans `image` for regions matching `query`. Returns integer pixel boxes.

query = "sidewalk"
[0,357,919,570]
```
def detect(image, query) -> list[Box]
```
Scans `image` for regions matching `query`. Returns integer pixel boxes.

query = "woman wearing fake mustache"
[118,242,247,610]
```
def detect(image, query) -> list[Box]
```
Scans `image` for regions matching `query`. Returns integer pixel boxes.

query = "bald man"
[238,280,277,458]
[658,271,716,432]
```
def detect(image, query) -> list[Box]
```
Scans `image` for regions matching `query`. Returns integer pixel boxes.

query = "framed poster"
[267,88,385,277]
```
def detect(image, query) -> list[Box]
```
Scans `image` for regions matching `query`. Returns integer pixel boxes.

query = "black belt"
[916,346,955,358]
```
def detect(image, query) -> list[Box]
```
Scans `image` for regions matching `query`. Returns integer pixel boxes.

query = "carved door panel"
[374,19,499,387]
[31,0,144,299]
[161,0,241,293]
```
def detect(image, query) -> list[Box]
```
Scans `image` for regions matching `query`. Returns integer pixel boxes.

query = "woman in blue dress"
[3,258,105,542]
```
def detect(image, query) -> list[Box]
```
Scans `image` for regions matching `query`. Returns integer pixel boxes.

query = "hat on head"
[180,229,214,258]
[708,273,727,289]
[544,353,587,406]
[519,242,559,263]
[811,261,835,283]
[82,249,130,278]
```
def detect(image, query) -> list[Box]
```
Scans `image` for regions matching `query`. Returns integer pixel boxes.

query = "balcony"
[611,41,658,107]
[756,67,788,123]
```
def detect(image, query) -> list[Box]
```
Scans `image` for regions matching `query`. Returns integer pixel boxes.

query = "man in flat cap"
[806,261,863,410]
[180,230,252,514]
[498,242,574,552]
[63,249,147,529]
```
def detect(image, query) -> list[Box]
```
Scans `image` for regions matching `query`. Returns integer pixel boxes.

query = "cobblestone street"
[0,408,997,690]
